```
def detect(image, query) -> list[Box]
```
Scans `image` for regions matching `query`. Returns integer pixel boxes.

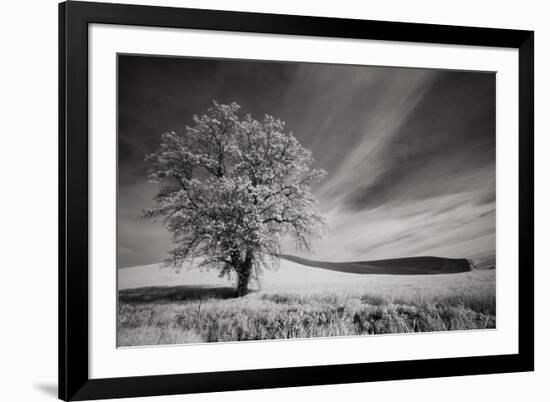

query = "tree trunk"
[236,269,251,297]
[235,250,253,297]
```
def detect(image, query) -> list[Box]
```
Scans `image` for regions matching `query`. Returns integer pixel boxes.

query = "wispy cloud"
[312,68,437,211]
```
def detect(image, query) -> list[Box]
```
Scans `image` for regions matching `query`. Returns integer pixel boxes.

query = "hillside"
[118,256,483,296]
[280,255,472,275]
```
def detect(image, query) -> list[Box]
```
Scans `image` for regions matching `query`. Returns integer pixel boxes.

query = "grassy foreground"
[117,265,496,346]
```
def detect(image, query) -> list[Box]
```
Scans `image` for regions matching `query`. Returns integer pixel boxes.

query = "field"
[117,257,496,347]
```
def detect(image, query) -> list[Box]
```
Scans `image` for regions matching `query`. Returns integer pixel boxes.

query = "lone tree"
[144,101,326,296]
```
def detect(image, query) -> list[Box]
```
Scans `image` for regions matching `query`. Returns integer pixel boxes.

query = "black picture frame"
[59,1,534,400]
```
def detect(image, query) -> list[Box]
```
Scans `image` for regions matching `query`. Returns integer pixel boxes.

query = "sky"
[117,54,495,268]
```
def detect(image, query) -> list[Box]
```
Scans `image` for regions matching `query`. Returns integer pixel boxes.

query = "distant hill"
[468,251,496,270]
[280,255,473,275]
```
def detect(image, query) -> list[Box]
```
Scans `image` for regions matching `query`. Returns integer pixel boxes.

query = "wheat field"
[117,259,496,347]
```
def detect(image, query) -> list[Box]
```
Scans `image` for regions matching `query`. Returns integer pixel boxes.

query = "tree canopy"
[144,101,326,295]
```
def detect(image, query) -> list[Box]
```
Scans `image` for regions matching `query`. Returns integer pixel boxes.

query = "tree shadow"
[118,285,239,303]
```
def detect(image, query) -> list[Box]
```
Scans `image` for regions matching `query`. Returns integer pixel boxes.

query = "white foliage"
[144,101,326,282]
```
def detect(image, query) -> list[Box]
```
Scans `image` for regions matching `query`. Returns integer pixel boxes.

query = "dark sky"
[118,54,495,268]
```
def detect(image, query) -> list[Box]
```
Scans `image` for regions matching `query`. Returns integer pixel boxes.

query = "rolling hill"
[280,255,473,275]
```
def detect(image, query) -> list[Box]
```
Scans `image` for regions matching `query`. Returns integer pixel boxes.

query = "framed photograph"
[59,1,534,400]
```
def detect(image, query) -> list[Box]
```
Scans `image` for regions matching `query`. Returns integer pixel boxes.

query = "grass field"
[117,257,496,347]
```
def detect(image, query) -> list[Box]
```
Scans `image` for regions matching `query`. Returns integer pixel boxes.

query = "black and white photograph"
[116,54,497,347]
